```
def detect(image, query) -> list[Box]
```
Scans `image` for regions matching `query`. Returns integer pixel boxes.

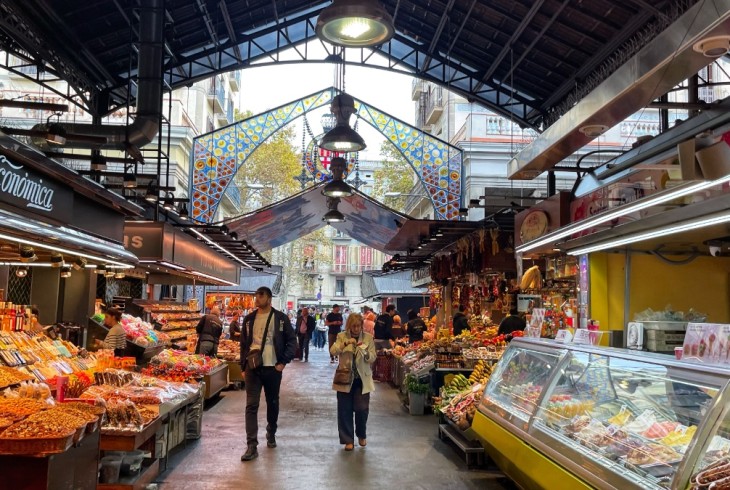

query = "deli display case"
[473,337,730,490]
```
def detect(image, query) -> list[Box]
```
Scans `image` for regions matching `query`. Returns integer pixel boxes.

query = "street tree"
[371,140,416,212]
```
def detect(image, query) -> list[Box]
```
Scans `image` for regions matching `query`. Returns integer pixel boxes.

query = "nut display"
[0,398,46,420]
[0,366,33,388]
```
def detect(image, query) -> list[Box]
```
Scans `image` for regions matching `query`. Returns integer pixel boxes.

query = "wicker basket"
[0,431,75,455]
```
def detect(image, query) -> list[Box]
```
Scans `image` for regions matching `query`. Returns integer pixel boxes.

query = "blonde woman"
[330,313,377,451]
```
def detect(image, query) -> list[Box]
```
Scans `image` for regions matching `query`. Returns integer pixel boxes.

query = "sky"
[236,42,415,161]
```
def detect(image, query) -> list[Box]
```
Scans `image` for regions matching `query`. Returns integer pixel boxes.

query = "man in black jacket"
[239,287,297,462]
[374,304,396,349]
[295,307,316,362]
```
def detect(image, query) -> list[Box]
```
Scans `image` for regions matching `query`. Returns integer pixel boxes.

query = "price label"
[554,329,573,343]
[573,328,592,344]
[524,326,541,338]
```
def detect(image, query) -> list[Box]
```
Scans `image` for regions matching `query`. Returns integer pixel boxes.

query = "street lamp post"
[317,274,324,307]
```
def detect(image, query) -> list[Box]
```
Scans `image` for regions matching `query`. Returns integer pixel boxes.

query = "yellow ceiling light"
[316,0,394,48]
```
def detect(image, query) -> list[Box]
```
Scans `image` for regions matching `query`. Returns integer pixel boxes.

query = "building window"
[335,278,345,297]
[334,245,347,273]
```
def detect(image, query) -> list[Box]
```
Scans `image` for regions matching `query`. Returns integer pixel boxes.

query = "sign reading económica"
[0,154,71,222]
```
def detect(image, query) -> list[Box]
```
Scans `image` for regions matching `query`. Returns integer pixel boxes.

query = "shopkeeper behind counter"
[498,308,527,336]
[95,307,127,356]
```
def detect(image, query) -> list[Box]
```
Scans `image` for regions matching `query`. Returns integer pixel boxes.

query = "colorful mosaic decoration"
[190,88,462,222]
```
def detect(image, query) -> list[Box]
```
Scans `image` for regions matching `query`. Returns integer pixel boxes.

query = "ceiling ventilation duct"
[34,0,164,152]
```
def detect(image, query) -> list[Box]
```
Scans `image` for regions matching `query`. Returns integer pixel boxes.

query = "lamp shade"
[316,0,394,47]
[323,208,346,223]
[323,178,353,197]
[123,172,137,188]
[320,124,366,152]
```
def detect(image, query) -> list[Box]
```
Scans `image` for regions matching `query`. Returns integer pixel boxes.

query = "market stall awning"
[224,183,411,253]
[361,270,429,300]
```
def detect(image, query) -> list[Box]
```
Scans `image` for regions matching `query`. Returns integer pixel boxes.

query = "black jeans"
[245,366,282,448]
[297,332,310,360]
[328,332,338,361]
[336,378,370,444]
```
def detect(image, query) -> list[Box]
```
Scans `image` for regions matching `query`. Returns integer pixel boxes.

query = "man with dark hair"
[498,308,527,336]
[240,286,297,462]
[374,304,396,350]
[295,307,316,362]
[453,306,470,336]
[326,304,343,363]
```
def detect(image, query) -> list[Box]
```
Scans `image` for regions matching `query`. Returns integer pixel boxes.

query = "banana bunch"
[520,265,543,290]
[448,374,471,391]
[469,360,493,385]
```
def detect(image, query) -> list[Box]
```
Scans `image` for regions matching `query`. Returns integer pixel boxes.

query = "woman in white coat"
[330,313,377,451]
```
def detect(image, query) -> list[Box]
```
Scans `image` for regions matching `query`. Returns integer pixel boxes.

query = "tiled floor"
[157,346,515,490]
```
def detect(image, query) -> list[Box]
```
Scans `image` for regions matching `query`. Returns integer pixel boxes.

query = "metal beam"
[473,0,544,93]
[420,0,457,73]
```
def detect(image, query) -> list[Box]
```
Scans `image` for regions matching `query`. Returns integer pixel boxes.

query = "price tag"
[524,326,541,338]
[554,329,573,343]
[573,328,592,344]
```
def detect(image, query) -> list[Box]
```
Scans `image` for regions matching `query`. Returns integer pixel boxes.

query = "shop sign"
[411,266,431,287]
[173,230,239,284]
[519,210,549,243]
[0,154,71,222]
[569,170,664,237]
[123,222,168,260]
[554,329,573,343]
[572,328,592,345]
[524,326,541,338]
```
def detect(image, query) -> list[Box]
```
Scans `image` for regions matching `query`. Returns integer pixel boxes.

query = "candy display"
[119,314,171,348]
[142,349,223,382]
[217,339,240,362]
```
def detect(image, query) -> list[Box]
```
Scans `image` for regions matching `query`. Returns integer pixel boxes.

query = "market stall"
[474,336,730,489]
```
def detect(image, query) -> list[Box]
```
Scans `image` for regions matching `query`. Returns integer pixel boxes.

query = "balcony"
[215,111,229,126]
[425,86,444,125]
[226,99,234,123]
[411,78,425,101]
[207,76,226,113]
[229,70,241,91]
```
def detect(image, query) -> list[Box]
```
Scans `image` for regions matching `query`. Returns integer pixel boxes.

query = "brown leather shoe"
[358,438,367,447]
[344,443,354,451]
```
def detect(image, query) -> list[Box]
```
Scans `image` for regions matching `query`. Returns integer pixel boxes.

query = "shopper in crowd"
[195,306,223,356]
[240,286,297,462]
[229,311,242,342]
[406,309,427,344]
[374,304,396,350]
[452,306,470,336]
[342,307,350,326]
[498,307,527,336]
[392,312,403,338]
[314,311,328,350]
[330,313,376,451]
[295,307,316,362]
[362,306,376,336]
[95,307,127,356]
[326,304,344,363]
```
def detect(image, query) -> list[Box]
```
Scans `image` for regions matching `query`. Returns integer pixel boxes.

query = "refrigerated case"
[474,337,730,490]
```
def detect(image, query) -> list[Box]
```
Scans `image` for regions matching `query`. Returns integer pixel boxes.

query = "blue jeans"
[313,330,326,348]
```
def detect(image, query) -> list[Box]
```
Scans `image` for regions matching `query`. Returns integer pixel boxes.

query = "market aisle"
[157,346,513,490]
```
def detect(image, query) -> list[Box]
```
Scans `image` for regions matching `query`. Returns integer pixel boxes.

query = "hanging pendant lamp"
[323,157,353,197]
[319,93,366,152]
[316,0,395,48]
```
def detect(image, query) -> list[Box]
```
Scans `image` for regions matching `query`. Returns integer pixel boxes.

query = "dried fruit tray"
[0,431,74,455]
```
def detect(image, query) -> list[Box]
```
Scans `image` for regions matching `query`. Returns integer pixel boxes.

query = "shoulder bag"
[333,334,357,385]
[246,310,275,369]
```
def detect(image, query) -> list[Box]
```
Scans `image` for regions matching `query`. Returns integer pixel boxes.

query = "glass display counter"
[476,338,730,490]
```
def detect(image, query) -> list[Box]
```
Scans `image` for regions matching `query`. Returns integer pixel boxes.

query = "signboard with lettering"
[554,329,573,343]
[0,154,72,222]
[524,326,541,338]
[122,222,169,260]
[411,266,432,287]
[573,328,592,345]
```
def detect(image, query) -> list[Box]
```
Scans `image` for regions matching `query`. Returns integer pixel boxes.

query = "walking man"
[326,304,344,363]
[240,287,297,462]
[296,307,316,362]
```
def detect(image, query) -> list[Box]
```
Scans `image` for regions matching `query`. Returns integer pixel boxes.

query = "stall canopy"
[223,182,411,254]
[361,270,428,300]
